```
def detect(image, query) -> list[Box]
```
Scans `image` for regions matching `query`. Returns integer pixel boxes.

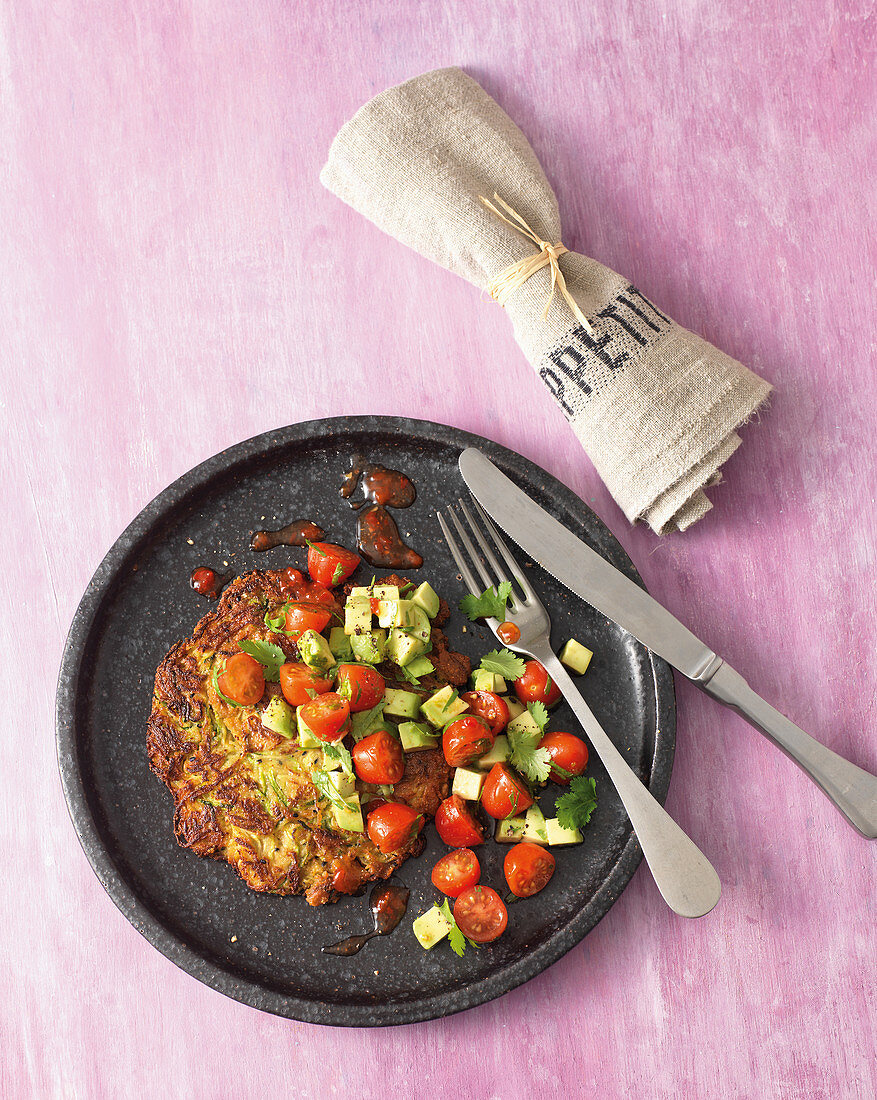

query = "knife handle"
[701,663,877,838]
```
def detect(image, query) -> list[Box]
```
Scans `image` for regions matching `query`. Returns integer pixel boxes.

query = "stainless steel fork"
[438,498,721,919]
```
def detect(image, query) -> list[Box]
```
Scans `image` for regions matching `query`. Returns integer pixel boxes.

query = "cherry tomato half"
[539,732,589,784]
[336,663,385,712]
[431,848,481,898]
[504,841,556,897]
[460,690,510,737]
[480,763,534,819]
[453,886,508,944]
[366,802,424,854]
[307,542,361,588]
[278,662,334,707]
[284,603,332,640]
[217,652,265,706]
[352,728,405,785]
[514,660,562,707]
[277,567,305,598]
[299,691,350,743]
[442,715,495,767]
[434,795,484,847]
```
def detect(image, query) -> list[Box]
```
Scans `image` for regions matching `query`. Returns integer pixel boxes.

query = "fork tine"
[436,510,485,599]
[469,497,538,601]
[446,506,495,592]
[456,499,516,597]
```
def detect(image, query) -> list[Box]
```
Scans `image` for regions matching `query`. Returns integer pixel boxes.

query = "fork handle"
[534,648,721,918]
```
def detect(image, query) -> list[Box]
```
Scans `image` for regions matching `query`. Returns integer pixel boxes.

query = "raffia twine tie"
[479,193,595,336]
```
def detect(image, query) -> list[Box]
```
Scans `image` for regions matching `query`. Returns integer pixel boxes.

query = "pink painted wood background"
[3,1,874,1097]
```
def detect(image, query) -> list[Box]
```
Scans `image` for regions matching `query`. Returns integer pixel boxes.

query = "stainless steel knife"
[459,447,877,838]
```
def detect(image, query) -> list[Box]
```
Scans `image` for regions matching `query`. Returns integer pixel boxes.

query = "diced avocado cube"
[420,684,469,729]
[410,582,440,619]
[472,669,506,693]
[350,585,399,601]
[404,655,434,679]
[413,906,452,950]
[560,639,593,676]
[383,688,422,720]
[331,795,364,833]
[376,598,418,629]
[399,721,439,752]
[452,767,485,801]
[386,628,426,667]
[297,629,334,672]
[296,708,322,748]
[507,709,544,739]
[505,697,526,720]
[476,734,510,770]
[344,598,372,636]
[350,629,386,664]
[260,695,296,738]
[326,771,356,799]
[545,817,583,846]
[328,626,354,662]
[407,606,432,645]
[522,804,549,845]
[495,817,527,843]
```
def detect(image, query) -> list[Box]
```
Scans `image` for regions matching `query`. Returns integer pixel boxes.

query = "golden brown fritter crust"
[147,569,452,905]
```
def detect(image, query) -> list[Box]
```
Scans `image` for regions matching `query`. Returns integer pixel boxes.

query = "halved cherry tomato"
[442,715,495,767]
[460,690,510,736]
[366,802,424,854]
[284,602,332,640]
[504,841,556,897]
[277,567,305,598]
[217,652,265,706]
[295,580,335,606]
[480,763,534,819]
[307,542,361,588]
[514,660,562,707]
[431,848,481,898]
[335,664,385,712]
[434,795,484,847]
[497,621,520,644]
[278,662,334,707]
[539,731,589,784]
[454,886,508,944]
[352,728,405,784]
[299,691,350,743]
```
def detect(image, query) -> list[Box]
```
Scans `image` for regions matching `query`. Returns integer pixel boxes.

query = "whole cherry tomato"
[307,542,361,588]
[460,690,510,736]
[442,715,495,767]
[284,603,332,640]
[217,652,265,706]
[299,692,350,743]
[431,848,481,898]
[366,802,424,854]
[352,728,405,785]
[504,841,556,897]
[434,795,484,847]
[480,763,534,819]
[278,662,334,707]
[539,732,589,784]
[514,660,562,707]
[335,664,385,712]
[453,886,508,944]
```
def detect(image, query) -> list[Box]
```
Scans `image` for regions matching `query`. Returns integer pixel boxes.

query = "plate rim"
[56,415,675,1027]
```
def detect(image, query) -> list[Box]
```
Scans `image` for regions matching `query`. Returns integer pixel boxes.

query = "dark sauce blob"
[189,566,228,599]
[250,519,325,553]
[340,458,422,570]
[322,882,410,957]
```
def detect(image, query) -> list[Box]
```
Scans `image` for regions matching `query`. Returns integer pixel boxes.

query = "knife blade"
[459,447,877,838]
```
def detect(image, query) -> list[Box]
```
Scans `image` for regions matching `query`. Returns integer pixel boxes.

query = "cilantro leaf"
[479,648,526,679]
[350,702,387,741]
[310,768,349,811]
[555,776,597,831]
[331,562,345,584]
[437,899,479,957]
[239,639,286,681]
[306,539,327,556]
[526,700,549,732]
[507,720,552,783]
[459,581,513,622]
[322,740,354,777]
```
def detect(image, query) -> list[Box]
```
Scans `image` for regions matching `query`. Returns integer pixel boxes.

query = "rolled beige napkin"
[321,67,771,533]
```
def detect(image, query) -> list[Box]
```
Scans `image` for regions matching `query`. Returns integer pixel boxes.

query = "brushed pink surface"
[2,2,875,1098]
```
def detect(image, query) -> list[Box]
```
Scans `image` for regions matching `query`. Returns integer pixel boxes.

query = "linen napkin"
[321,67,771,533]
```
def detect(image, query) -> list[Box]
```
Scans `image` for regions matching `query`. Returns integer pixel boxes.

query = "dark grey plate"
[56,416,674,1027]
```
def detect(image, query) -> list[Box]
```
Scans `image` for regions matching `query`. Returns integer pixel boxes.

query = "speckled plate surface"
[56,416,675,1026]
